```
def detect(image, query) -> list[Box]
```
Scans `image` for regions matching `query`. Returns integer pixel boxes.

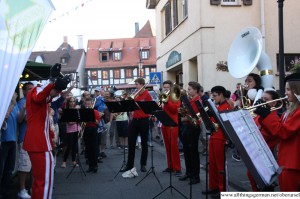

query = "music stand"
[105,100,139,179]
[134,101,163,189]
[152,110,187,199]
[195,100,214,199]
[219,109,281,190]
[105,100,139,113]
[60,108,95,179]
[136,101,162,114]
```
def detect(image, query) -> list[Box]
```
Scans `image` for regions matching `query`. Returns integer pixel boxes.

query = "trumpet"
[244,96,287,117]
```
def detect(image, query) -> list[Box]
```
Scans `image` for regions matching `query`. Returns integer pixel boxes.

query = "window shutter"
[165,2,172,35]
[210,0,221,5]
[173,0,178,27]
[243,0,252,6]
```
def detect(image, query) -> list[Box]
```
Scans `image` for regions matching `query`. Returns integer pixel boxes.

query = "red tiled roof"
[112,40,123,51]
[99,41,112,51]
[86,21,156,69]
[134,20,153,38]
[86,37,156,69]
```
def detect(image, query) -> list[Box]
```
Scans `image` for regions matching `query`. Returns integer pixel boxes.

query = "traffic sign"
[149,72,162,84]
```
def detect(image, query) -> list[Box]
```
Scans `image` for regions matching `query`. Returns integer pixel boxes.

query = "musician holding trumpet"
[121,78,152,173]
[178,81,202,185]
[160,80,181,175]
[246,89,281,191]
[254,72,300,191]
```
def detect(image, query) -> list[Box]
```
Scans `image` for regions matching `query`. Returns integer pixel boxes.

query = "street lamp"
[138,49,143,77]
[278,0,285,96]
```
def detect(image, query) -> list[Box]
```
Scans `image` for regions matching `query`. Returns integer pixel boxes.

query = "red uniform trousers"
[29,151,54,199]
[279,169,300,191]
[162,126,181,171]
[209,137,226,191]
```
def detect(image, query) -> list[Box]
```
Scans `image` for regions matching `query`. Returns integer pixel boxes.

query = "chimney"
[135,22,139,35]
[63,36,68,49]
[77,35,83,49]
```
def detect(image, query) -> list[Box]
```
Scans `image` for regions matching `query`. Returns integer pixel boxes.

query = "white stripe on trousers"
[43,151,54,199]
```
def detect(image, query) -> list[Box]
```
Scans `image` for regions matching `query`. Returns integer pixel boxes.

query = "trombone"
[127,80,150,100]
[244,96,287,117]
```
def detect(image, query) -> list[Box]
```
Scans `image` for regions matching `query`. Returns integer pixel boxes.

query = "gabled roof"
[86,37,156,69]
[29,49,85,73]
[134,20,153,38]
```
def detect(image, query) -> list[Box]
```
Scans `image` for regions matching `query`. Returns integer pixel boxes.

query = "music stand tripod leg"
[152,129,188,199]
[135,129,162,188]
[114,141,127,179]
[66,137,86,179]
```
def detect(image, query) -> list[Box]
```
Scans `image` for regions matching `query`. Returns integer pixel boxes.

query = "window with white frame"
[141,50,149,60]
[113,51,122,61]
[221,0,239,5]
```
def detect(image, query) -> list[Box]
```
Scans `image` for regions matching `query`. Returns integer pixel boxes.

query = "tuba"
[228,27,274,104]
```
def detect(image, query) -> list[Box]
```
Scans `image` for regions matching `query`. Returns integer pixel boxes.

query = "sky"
[33,0,156,51]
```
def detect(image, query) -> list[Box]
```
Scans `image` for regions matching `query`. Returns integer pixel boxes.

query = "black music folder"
[152,110,177,127]
[195,100,216,132]
[105,100,139,113]
[136,101,162,114]
[60,108,95,122]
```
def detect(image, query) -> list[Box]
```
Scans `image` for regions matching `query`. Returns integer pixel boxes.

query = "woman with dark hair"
[242,73,264,106]
[61,97,80,167]
[255,72,300,191]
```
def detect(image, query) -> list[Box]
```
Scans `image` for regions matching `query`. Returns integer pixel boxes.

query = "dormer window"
[141,50,149,60]
[61,57,66,65]
[113,51,122,61]
[100,52,109,62]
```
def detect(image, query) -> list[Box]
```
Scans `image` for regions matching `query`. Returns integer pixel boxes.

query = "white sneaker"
[18,189,31,199]
[122,167,138,178]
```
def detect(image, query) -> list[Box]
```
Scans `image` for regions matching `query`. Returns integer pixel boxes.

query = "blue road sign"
[149,72,162,84]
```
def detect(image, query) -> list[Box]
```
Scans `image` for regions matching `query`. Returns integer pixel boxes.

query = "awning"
[20,61,52,81]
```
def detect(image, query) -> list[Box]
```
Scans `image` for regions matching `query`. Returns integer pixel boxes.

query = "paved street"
[51,137,252,199]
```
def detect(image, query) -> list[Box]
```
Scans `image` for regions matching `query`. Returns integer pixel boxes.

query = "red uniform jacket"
[260,107,300,170]
[24,83,55,152]
[162,98,180,127]
[254,111,280,151]
[132,89,152,119]
[211,101,232,140]
[85,109,101,128]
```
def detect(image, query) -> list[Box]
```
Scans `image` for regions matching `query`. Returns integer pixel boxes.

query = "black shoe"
[98,157,103,163]
[179,174,190,181]
[100,152,107,158]
[162,168,173,173]
[174,170,182,177]
[86,167,94,173]
[189,178,200,185]
[202,189,219,195]
[120,165,132,172]
[92,168,98,173]
[232,154,241,162]
[140,165,147,172]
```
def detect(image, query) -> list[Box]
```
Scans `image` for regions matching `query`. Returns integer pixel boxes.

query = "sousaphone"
[228,27,274,103]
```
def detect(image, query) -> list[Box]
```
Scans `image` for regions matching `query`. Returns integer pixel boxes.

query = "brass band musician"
[160,80,181,175]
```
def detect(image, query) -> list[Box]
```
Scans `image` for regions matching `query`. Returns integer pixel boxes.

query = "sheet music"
[222,110,280,185]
